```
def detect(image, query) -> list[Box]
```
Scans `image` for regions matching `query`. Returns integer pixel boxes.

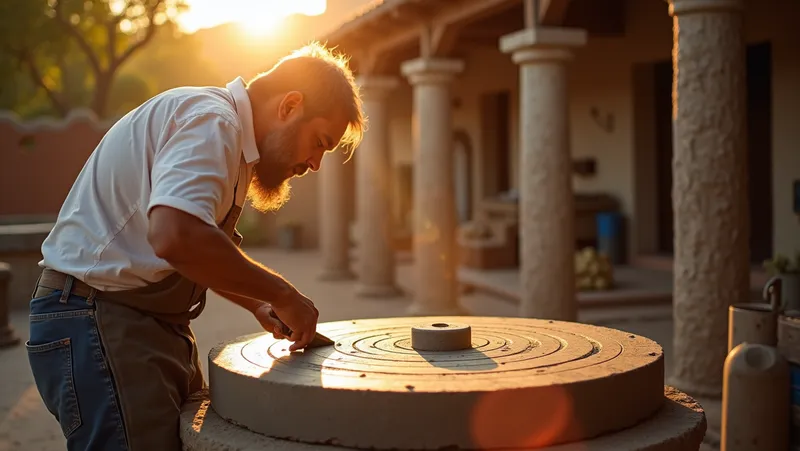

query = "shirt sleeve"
[146,112,242,227]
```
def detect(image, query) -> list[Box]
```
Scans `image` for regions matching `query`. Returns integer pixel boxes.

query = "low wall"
[0,109,113,217]
[0,108,327,256]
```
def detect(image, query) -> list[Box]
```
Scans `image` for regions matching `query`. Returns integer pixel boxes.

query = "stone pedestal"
[318,151,355,281]
[0,262,20,348]
[500,27,586,321]
[184,318,706,450]
[354,76,402,298]
[668,0,748,408]
[400,58,466,315]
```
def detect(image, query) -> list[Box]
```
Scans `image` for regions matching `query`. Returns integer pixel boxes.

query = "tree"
[0,0,187,118]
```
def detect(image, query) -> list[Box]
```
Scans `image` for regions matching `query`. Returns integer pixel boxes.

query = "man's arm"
[148,206,294,306]
[145,113,318,349]
[212,288,263,313]
[211,288,289,339]
[148,206,318,350]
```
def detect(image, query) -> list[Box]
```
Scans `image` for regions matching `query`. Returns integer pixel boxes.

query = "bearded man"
[25,43,365,451]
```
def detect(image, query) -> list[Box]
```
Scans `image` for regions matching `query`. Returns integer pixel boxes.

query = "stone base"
[0,325,20,348]
[180,386,706,451]
[207,318,667,449]
[317,269,356,282]
[695,396,721,448]
[355,283,403,298]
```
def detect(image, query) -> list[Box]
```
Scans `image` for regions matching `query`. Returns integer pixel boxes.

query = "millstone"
[208,316,666,450]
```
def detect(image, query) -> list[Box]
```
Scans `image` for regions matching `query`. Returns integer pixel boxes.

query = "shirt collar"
[226,77,260,164]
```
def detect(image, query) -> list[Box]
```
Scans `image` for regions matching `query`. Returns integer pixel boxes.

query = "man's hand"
[253,293,319,351]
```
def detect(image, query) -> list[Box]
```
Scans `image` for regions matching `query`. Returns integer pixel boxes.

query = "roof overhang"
[322,0,524,72]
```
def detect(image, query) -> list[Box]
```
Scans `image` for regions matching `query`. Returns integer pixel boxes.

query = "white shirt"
[40,78,260,291]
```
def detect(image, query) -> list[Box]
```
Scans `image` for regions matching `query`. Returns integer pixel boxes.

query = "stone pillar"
[318,150,355,281]
[355,76,402,297]
[668,0,748,430]
[500,27,586,321]
[0,262,20,348]
[400,58,466,315]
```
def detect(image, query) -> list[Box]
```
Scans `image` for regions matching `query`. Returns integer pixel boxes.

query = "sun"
[238,13,283,37]
[177,0,327,35]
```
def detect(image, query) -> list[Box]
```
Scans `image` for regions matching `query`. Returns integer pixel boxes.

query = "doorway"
[479,91,512,198]
[453,129,473,224]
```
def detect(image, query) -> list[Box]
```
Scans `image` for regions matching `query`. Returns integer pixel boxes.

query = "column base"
[0,325,20,348]
[317,269,356,282]
[355,284,403,298]
[406,302,469,317]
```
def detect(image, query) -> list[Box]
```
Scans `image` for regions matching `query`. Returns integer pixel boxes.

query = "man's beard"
[247,121,303,213]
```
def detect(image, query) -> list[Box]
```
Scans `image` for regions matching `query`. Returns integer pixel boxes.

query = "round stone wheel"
[208,316,666,450]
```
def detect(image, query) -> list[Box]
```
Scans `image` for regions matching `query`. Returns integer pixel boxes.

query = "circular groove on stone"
[209,316,665,450]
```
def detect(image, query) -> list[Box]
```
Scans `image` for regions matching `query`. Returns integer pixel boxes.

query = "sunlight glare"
[178,0,327,34]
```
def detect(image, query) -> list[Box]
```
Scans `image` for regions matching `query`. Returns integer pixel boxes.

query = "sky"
[177,0,328,34]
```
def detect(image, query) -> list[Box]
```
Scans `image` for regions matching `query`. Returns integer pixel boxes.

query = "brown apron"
[34,159,249,450]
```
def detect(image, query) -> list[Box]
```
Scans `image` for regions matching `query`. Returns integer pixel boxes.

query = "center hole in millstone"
[432,323,449,328]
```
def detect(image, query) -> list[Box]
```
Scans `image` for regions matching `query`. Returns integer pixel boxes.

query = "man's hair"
[247,42,366,158]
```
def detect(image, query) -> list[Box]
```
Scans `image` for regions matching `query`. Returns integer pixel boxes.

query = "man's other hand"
[254,294,319,351]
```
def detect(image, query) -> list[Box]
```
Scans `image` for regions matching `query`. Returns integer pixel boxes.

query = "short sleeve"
[146,113,241,227]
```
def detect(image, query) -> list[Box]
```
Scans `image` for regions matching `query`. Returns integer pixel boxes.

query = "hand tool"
[269,309,334,348]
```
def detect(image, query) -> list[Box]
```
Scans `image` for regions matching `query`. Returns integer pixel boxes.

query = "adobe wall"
[0,110,111,219]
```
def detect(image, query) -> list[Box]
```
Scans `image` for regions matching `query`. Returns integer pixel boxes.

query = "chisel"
[269,309,334,349]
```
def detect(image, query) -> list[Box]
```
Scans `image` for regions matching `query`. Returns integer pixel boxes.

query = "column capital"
[669,0,744,16]
[400,58,464,85]
[356,75,400,100]
[499,27,586,65]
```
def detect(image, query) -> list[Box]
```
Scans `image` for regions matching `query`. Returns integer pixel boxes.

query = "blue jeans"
[26,289,129,450]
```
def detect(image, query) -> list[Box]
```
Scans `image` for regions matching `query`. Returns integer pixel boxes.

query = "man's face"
[248,96,348,213]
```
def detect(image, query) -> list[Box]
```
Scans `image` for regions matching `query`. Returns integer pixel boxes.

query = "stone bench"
[0,222,54,311]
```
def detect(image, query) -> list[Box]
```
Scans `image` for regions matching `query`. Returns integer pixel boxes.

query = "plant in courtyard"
[763,251,800,275]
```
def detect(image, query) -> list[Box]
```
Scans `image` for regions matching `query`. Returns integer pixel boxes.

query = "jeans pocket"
[26,338,82,438]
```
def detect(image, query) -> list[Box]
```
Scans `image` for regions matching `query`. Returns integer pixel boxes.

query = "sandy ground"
[0,248,695,451]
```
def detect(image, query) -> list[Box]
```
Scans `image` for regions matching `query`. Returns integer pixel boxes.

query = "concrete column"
[668,0,748,431]
[500,27,586,321]
[400,58,466,315]
[354,76,402,297]
[318,150,355,281]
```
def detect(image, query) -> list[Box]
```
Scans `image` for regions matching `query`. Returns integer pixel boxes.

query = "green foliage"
[763,251,800,275]
[0,0,188,118]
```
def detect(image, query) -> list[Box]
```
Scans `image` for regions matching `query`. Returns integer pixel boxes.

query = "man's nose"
[307,155,323,172]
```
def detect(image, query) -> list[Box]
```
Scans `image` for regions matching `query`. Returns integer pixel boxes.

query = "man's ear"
[278,91,304,121]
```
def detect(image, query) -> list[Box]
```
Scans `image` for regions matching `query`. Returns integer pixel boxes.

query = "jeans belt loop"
[59,275,74,304]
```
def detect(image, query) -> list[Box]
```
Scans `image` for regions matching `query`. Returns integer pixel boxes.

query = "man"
[25,43,365,450]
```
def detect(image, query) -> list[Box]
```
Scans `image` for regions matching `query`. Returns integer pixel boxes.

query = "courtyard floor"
[1,247,682,450]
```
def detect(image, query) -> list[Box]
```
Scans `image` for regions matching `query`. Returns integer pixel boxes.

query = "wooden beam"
[430,24,461,56]
[337,0,519,62]
[538,0,572,26]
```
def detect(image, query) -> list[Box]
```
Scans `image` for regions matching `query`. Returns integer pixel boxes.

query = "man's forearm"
[153,214,297,308]
[212,288,264,314]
